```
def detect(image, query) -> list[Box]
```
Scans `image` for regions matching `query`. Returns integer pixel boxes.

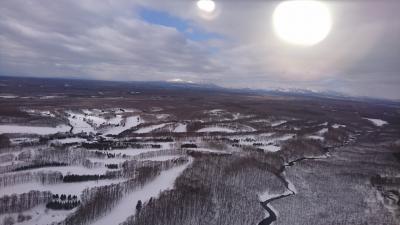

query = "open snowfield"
[197,126,236,133]
[91,159,192,225]
[104,116,141,135]
[0,124,70,135]
[0,179,126,196]
[364,118,388,127]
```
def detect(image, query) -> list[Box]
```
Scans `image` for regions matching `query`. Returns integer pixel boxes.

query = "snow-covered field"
[197,126,236,133]
[0,124,70,135]
[364,118,388,127]
[91,159,192,225]
[104,116,141,135]
[0,179,126,196]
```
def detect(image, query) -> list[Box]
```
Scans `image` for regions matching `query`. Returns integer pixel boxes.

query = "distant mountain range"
[0,75,399,105]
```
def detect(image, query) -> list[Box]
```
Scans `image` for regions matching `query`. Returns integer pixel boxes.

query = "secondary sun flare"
[273,0,332,46]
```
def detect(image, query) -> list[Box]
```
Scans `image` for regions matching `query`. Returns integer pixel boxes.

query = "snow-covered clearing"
[0,179,126,196]
[99,148,167,157]
[91,159,192,225]
[173,123,187,133]
[197,126,236,133]
[50,137,87,144]
[0,205,76,225]
[87,157,129,164]
[364,118,388,127]
[104,116,141,135]
[307,135,324,141]
[271,120,287,127]
[0,124,70,135]
[332,124,346,129]
[67,112,95,134]
[0,94,18,98]
[317,128,329,135]
[259,145,281,152]
[140,155,181,161]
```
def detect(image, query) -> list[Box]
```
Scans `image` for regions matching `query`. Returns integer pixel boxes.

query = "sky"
[0,0,399,99]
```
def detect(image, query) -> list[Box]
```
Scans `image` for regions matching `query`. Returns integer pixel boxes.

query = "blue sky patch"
[139,7,222,42]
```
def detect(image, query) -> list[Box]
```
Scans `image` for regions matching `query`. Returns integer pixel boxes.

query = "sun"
[273,0,332,46]
[197,0,216,13]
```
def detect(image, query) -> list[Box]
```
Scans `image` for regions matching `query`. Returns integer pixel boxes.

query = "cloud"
[0,0,399,99]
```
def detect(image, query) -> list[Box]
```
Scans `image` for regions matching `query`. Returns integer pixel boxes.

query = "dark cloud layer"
[0,0,399,99]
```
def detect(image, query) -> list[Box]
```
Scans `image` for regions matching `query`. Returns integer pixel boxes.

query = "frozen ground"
[104,116,141,135]
[197,126,236,133]
[0,179,126,196]
[0,124,70,135]
[364,118,388,127]
[91,159,192,225]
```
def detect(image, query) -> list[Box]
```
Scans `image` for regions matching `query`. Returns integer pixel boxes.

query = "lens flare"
[273,0,332,46]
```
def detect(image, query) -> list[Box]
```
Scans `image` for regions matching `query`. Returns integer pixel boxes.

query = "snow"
[0,94,18,98]
[173,123,187,133]
[87,157,129,164]
[332,124,346,129]
[197,126,236,133]
[317,128,329,135]
[0,124,70,135]
[50,137,87,144]
[140,155,181,161]
[260,145,281,152]
[155,114,169,120]
[135,123,168,134]
[104,116,141,135]
[91,159,192,225]
[67,112,95,134]
[0,205,76,225]
[107,115,123,125]
[0,179,126,196]
[271,120,287,127]
[97,148,165,157]
[364,118,388,127]
[307,135,324,141]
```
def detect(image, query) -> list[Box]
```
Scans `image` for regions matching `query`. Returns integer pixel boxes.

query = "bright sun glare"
[273,0,332,46]
[197,0,216,13]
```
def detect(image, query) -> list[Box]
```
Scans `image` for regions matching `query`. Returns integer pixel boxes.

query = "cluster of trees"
[105,164,118,169]
[0,191,52,214]
[64,157,189,225]
[34,148,89,165]
[181,143,197,148]
[279,138,324,162]
[82,140,161,150]
[122,156,188,177]
[0,171,63,187]
[46,194,80,210]
[12,162,68,172]
[124,154,285,225]
[0,134,11,149]
[131,149,184,161]
[63,172,119,182]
